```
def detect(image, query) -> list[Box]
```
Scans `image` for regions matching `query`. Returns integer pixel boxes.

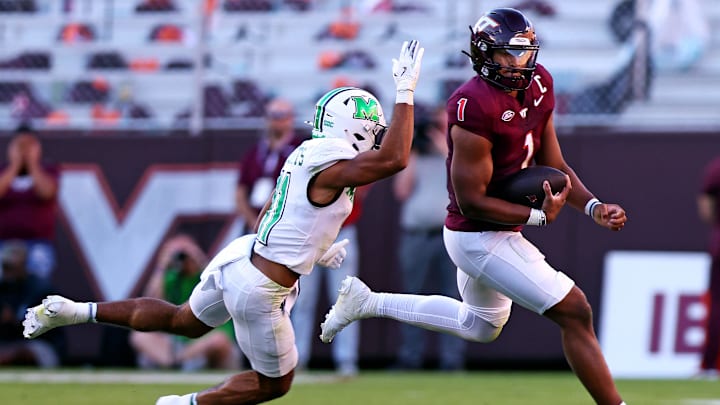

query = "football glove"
[392,40,424,105]
[317,238,350,269]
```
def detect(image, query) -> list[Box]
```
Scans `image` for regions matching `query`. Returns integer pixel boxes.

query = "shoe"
[23,295,91,339]
[156,394,195,405]
[156,395,183,405]
[320,276,372,344]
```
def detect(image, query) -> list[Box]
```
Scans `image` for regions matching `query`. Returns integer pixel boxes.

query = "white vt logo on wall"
[59,165,239,301]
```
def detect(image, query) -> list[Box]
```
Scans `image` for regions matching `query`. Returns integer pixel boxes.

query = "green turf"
[1,370,718,405]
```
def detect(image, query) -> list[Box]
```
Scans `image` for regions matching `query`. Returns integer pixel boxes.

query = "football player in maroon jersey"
[698,156,720,377]
[321,8,627,405]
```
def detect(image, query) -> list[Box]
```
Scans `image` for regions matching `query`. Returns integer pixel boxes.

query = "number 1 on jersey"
[456,98,467,121]
[521,131,534,169]
[256,171,290,245]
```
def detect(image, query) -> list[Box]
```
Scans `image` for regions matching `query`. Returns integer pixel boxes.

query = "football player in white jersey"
[21,40,424,405]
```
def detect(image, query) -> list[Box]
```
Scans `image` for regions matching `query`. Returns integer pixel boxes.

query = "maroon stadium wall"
[1,130,716,368]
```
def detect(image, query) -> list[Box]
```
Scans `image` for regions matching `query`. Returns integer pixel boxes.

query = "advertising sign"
[600,251,710,378]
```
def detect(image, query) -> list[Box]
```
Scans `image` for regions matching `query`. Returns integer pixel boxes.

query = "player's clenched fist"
[392,40,424,105]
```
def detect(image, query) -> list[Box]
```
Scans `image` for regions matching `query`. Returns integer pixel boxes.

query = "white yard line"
[0,370,341,385]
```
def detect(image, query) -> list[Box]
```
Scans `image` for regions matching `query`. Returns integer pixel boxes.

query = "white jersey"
[254,138,358,275]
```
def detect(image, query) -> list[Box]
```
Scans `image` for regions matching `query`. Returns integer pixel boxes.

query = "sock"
[375,293,467,332]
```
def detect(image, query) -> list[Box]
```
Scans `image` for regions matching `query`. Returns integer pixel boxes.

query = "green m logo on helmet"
[350,96,380,123]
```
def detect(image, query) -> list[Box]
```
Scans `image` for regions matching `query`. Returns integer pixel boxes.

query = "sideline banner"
[600,251,710,378]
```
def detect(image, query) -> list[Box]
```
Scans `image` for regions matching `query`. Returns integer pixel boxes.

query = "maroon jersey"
[445,63,555,232]
[237,134,305,210]
[0,164,60,240]
[701,156,720,258]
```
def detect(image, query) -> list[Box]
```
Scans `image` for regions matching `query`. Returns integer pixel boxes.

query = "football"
[494,165,567,209]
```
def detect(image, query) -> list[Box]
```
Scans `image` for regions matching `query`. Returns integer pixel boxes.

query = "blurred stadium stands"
[0,0,717,132]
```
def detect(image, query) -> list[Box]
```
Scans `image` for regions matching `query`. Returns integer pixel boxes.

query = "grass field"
[1,369,719,405]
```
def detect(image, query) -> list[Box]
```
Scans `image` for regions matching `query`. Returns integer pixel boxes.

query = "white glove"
[392,39,424,105]
[317,238,350,269]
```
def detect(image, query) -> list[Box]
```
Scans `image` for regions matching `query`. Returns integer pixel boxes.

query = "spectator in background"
[235,97,305,234]
[129,234,240,371]
[0,125,59,281]
[291,186,370,378]
[698,156,720,378]
[390,105,466,371]
[0,240,63,367]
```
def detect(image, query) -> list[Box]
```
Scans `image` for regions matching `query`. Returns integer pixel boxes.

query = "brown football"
[495,165,567,209]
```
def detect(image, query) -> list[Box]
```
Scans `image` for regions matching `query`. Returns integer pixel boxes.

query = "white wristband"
[584,198,602,217]
[396,90,414,105]
[526,208,547,226]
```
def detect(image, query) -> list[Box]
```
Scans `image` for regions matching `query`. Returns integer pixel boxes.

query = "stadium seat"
[66,80,111,103]
[135,0,178,13]
[148,24,185,43]
[57,23,97,43]
[203,85,231,117]
[0,52,51,69]
[223,0,273,12]
[87,52,129,70]
[232,79,267,117]
[0,81,32,103]
[0,0,36,12]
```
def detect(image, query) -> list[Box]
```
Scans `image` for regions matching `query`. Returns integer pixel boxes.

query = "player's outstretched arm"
[315,40,424,189]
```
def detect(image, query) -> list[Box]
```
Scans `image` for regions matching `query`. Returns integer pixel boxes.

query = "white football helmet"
[310,87,388,153]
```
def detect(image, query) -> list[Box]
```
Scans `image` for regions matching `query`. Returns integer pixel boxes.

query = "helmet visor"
[493,48,537,68]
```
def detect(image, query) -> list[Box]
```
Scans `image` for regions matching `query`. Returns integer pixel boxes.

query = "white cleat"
[23,295,91,339]
[155,395,183,405]
[156,393,196,404]
[320,276,372,344]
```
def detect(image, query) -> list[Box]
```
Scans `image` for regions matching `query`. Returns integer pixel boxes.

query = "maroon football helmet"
[465,8,539,91]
